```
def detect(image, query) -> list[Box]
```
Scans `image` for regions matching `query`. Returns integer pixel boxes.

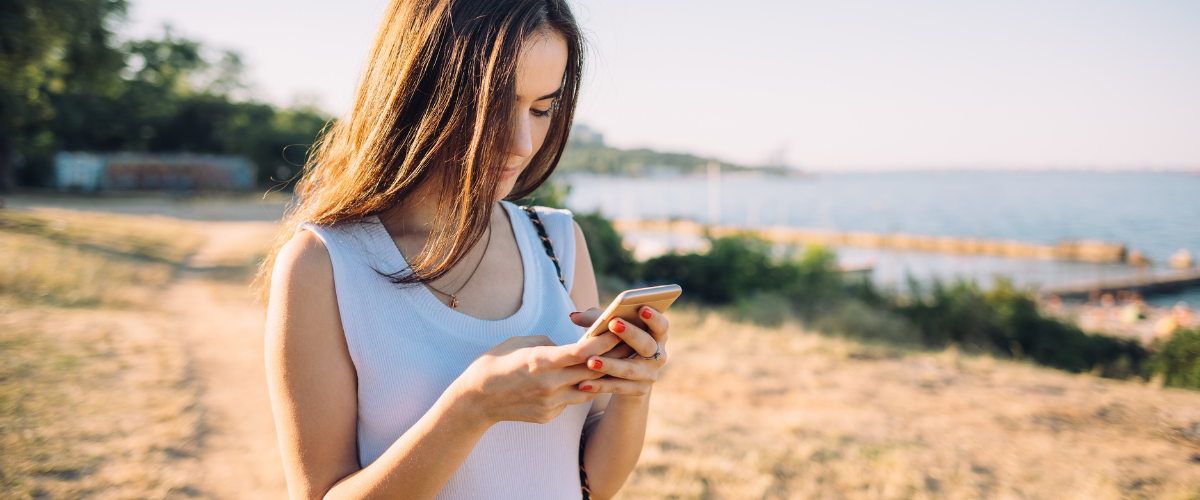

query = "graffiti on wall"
[56,152,256,191]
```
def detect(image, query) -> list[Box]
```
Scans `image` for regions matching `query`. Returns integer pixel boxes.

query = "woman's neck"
[380,183,462,239]
[377,183,503,254]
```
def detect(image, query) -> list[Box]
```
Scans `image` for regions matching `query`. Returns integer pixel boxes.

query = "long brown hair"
[255,0,583,302]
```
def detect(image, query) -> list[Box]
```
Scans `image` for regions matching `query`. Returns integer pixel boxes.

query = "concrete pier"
[1039,271,1200,300]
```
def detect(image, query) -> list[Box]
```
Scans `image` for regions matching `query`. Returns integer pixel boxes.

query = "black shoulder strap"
[521,206,567,290]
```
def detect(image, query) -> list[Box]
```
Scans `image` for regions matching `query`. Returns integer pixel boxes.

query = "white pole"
[707,160,720,226]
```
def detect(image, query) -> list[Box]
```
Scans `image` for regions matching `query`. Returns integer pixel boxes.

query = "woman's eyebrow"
[529,88,562,101]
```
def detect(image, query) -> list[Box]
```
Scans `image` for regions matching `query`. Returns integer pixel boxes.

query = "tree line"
[0,0,329,190]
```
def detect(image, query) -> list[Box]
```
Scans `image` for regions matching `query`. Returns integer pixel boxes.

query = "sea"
[562,170,1200,307]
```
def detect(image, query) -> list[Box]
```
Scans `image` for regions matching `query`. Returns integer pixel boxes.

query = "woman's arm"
[266,230,619,500]
[568,220,654,500]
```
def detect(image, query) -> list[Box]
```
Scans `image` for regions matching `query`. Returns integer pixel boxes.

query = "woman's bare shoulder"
[271,228,336,296]
[267,229,342,343]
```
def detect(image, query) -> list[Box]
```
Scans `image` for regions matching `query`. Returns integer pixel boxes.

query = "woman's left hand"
[569,306,668,397]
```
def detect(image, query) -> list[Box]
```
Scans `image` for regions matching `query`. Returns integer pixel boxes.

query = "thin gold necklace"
[428,225,492,309]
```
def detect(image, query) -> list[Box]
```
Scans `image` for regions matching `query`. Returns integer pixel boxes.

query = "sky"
[125,0,1200,171]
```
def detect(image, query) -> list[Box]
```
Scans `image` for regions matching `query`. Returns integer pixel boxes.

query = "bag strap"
[520,205,590,500]
[521,206,567,289]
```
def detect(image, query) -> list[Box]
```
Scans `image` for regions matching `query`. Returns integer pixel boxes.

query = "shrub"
[574,211,639,283]
[730,292,794,327]
[574,211,1157,383]
[810,300,922,347]
[893,278,1147,377]
[1150,328,1200,389]
[642,236,843,307]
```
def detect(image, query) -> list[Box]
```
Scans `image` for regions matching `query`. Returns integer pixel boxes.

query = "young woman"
[258,1,670,499]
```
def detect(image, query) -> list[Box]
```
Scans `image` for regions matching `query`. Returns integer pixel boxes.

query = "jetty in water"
[611,218,1129,263]
[1039,271,1200,300]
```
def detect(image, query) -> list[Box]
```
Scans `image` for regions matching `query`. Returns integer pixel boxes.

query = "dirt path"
[170,222,288,499]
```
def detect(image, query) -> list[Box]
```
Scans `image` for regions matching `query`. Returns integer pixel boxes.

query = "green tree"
[2,6,331,190]
[0,0,128,189]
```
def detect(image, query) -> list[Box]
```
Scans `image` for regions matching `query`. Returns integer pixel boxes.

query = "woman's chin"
[495,179,518,202]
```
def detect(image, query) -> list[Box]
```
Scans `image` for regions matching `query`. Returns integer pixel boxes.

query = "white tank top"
[299,201,587,499]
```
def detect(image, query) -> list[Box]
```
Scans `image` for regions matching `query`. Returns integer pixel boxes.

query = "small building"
[55,152,256,192]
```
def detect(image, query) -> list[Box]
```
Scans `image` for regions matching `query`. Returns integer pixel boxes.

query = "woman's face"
[497,31,568,201]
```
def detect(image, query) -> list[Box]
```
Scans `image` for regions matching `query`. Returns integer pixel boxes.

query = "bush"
[574,211,1158,384]
[642,236,843,307]
[730,292,794,327]
[811,300,922,347]
[1150,328,1200,389]
[893,279,1147,377]
[574,211,639,283]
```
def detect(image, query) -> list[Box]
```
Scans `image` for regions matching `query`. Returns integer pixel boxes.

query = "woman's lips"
[500,165,521,180]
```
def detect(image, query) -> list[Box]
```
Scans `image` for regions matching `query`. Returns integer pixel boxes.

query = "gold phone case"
[582,284,682,339]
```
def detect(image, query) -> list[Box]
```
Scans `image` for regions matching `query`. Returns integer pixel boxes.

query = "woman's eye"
[530,107,552,118]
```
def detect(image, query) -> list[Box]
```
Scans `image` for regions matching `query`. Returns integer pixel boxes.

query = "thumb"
[569,307,604,329]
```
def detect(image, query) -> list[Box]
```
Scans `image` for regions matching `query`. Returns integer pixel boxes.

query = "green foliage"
[893,279,1147,377]
[0,0,131,188]
[1,3,330,189]
[1150,328,1200,389]
[730,292,794,328]
[575,210,1151,381]
[642,238,841,307]
[574,211,638,283]
[810,300,922,346]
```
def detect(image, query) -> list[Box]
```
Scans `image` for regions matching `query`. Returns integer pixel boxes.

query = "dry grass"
[0,303,204,499]
[0,208,205,264]
[0,208,209,499]
[0,209,205,307]
[620,309,1200,500]
[0,232,175,307]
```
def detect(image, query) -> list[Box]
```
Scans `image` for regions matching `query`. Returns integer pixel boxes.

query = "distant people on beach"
[1155,302,1196,338]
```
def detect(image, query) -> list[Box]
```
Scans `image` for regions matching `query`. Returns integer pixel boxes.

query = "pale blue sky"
[127,1,1200,170]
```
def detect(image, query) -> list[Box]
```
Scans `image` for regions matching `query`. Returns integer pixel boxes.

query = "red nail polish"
[569,312,579,318]
[580,385,593,391]
[612,320,626,333]
[641,309,652,320]
[590,359,603,369]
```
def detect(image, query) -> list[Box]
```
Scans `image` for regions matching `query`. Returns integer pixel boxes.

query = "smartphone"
[581,284,682,340]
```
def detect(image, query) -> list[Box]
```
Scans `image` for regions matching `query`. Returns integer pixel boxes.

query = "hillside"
[558,126,793,176]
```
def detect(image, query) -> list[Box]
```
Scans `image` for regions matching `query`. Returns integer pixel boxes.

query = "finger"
[555,364,606,387]
[584,356,659,382]
[579,377,652,397]
[539,332,622,367]
[598,342,635,359]
[507,335,556,348]
[608,318,658,359]
[569,308,603,328]
[560,386,601,406]
[489,335,555,357]
[638,306,670,343]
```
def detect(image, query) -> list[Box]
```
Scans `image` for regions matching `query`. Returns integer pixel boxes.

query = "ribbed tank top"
[298,201,587,499]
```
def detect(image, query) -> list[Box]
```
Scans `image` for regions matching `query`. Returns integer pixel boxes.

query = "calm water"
[564,171,1200,306]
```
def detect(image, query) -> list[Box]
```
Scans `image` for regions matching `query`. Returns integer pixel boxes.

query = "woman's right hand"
[450,333,623,425]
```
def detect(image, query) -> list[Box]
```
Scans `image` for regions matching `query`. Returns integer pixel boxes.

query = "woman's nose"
[508,113,534,159]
